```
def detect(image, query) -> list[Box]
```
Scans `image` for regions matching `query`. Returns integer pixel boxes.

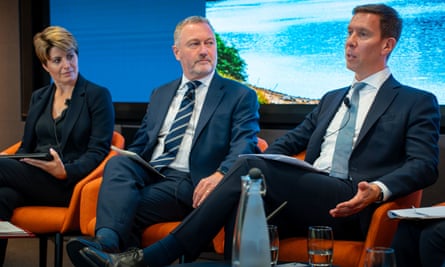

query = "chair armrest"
[358,190,422,267]
[1,141,21,154]
[80,178,103,235]
[363,190,422,249]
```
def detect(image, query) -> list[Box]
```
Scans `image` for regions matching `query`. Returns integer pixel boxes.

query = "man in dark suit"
[66,15,260,266]
[391,208,445,266]
[76,4,440,267]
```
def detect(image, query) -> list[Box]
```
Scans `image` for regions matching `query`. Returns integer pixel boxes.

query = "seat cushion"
[141,222,181,247]
[11,206,67,233]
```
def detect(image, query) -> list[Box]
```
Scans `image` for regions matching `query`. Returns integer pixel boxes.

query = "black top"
[34,90,68,159]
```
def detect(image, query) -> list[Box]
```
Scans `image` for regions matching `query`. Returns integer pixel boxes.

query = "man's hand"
[329,181,381,218]
[21,148,67,180]
[192,171,224,208]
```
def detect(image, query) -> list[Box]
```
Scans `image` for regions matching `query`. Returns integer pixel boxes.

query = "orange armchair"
[278,190,423,267]
[6,131,125,267]
[204,150,423,267]
[79,137,270,256]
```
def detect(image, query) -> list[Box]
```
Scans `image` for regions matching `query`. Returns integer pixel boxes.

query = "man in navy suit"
[66,15,260,265]
[392,210,445,266]
[76,4,440,267]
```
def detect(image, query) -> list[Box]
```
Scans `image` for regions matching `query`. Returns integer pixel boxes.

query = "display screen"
[50,0,445,106]
[206,0,445,104]
[50,0,205,103]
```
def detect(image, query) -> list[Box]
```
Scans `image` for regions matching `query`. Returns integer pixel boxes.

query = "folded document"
[0,221,31,237]
[239,154,324,173]
[111,146,165,179]
[388,206,445,219]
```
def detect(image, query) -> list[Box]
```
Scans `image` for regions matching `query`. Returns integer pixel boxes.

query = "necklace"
[53,86,73,118]
[53,99,70,118]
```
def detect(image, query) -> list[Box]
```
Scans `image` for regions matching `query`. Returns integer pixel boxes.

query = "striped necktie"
[330,82,366,179]
[150,80,201,172]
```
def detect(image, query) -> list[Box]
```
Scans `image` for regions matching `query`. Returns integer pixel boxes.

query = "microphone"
[343,97,351,108]
[65,99,71,106]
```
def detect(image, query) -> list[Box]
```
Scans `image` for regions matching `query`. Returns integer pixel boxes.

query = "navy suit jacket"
[19,74,115,187]
[266,75,440,199]
[128,73,260,185]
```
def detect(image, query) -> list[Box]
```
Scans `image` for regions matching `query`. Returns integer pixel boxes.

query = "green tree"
[216,33,247,82]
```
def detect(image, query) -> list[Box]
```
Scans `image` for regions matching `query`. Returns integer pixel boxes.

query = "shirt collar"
[352,68,391,90]
[181,71,215,89]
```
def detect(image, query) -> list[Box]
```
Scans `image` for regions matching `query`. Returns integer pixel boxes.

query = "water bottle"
[232,168,270,267]
[231,172,250,266]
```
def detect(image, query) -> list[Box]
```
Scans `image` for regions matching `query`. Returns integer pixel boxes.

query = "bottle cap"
[248,168,263,180]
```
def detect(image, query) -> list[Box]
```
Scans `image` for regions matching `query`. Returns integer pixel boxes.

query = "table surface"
[169,262,312,267]
[169,262,230,267]
[168,262,344,267]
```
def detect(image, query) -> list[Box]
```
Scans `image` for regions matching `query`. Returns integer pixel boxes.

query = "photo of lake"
[206,0,445,103]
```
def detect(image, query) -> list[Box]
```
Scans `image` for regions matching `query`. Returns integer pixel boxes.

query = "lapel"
[192,74,226,144]
[59,75,87,149]
[23,85,53,148]
[148,79,182,139]
[355,75,401,146]
[320,89,349,131]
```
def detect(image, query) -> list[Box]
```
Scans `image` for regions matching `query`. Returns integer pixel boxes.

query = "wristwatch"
[377,188,384,203]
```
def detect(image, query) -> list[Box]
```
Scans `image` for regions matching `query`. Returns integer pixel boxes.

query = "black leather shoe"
[67,236,119,267]
[80,247,145,267]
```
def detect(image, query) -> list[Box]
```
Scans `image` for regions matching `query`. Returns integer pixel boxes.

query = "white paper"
[111,146,165,178]
[388,206,445,219]
[0,221,28,234]
[239,153,324,173]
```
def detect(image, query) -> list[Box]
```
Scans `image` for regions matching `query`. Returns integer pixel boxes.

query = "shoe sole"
[79,248,103,267]
[66,238,100,267]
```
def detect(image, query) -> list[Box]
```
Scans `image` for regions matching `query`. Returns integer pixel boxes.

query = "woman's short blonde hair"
[33,26,78,65]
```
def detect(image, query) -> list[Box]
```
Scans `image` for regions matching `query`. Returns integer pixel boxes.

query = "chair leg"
[54,233,63,267]
[39,236,48,267]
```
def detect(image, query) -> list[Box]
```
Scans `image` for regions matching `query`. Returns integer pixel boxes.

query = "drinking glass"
[307,226,333,267]
[364,247,397,267]
[268,225,279,266]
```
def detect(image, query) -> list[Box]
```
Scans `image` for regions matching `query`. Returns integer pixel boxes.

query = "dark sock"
[143,234,184,267]
[96,227,120,250]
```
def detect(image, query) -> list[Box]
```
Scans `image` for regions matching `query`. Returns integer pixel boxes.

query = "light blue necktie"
[150,80,201,171]
[330,82,366,179]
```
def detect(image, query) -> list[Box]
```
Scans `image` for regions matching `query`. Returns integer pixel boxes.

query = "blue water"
[206,0,445,103]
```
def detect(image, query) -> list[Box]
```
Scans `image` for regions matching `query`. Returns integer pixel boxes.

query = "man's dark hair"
[353,4,403,41]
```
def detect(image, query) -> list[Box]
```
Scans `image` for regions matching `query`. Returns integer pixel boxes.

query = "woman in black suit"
[0,26,114,265]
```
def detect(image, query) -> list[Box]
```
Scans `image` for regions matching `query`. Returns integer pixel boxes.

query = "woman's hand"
[21,148,67,180]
